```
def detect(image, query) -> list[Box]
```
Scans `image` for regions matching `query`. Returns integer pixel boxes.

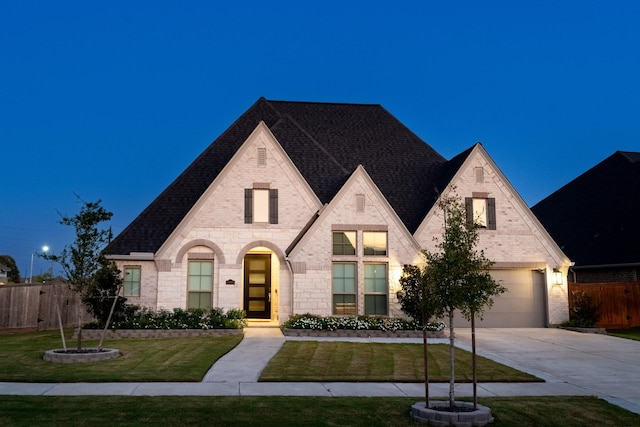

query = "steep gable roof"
[108,98,447,255]
[532,151,640,267]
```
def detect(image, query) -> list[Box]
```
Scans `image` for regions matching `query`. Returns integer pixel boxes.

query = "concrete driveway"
[454,328,640,414]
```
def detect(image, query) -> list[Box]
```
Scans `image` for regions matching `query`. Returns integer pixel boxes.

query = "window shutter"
[465,197,474,227]
[269,189,278,224]
[244,189,253,224]
[487,198,497,230]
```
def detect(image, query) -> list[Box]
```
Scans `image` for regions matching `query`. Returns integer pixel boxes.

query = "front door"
[244,254,271,319]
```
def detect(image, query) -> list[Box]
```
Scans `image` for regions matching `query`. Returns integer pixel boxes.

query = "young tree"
[43,198,114,350]
[425,194,505,409]
[399,263,439,405]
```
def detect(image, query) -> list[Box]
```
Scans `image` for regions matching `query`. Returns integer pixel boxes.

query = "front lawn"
[0,330,242,382]
[607,327,640,341]
[260,341,540,382]
[1,396,639,426]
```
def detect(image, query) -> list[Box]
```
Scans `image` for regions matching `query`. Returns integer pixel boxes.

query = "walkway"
[1,327,639,415]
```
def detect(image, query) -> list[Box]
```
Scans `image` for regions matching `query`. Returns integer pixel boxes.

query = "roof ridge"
[266,98,382,108]
[271,112,351,175]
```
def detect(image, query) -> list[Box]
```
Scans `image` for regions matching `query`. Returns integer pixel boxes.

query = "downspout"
[285,255,294,320]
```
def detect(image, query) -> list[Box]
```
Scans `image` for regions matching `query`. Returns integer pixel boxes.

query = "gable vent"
[475,167,484,183]
[257,147,267,166]
[356,194,365,213]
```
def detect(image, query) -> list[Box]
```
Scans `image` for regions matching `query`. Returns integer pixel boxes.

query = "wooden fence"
[0,281,93,332]
[569,282,640,329]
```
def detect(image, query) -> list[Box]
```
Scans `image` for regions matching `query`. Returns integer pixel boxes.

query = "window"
[123,266,141,297]
[364,263,388,315]
[333,231,356,255]
[363,231,387,256]
[466,197,496,230]
[245,188,278,224]
[332,263,356,315]
[188,260,212,309]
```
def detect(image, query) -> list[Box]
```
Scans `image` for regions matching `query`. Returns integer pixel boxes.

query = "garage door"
[454,269,547,327]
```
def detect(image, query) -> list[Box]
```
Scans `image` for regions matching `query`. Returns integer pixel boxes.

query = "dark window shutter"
[487,198,497,230]
[244,189,253,224]
[465,197,474,227]
[269,189,278,224]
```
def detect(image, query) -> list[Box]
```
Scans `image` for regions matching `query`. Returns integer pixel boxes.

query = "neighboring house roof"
[531,151,640,267]
[108,98,460,255]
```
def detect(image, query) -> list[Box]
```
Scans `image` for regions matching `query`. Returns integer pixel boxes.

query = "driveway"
[454,328,640,414]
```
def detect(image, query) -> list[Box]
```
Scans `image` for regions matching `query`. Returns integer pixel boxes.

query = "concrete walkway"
[1,327,639,415]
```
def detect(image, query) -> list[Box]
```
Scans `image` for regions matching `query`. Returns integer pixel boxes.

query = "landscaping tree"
[424,194,505,410]
[399,263,440,405]
[42,198,115,350]
[0,255,20,283]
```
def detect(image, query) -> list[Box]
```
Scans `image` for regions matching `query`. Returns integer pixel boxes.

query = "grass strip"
[0,396,638,427]
[607,327,640,341]
[260,341,540,382]
[0,330,242,382]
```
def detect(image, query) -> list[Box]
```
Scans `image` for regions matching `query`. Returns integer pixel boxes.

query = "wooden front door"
[244,254,271,319]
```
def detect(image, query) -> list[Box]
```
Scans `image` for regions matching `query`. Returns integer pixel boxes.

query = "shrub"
[282,313,445,332]
[566,290,601,328]
[85,306,246,330]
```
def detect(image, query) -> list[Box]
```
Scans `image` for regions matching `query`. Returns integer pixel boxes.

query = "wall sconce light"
[552,268,563,286]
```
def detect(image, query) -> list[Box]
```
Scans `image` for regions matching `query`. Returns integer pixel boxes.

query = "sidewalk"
[1,327,639,416]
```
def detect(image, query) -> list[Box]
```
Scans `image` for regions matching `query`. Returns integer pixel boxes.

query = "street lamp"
[28,246,49,284]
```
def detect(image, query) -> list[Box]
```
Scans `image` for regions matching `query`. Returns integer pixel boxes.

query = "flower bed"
[84,307,246,331]
[281,314,445,338]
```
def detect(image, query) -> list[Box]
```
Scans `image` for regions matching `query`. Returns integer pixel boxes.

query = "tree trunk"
[472,313,477,410]
[76,293,83,350]
[422,324,429,407]
[448,310,455,408]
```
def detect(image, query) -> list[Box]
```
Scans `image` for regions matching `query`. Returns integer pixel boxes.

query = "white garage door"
[454,269,547,328]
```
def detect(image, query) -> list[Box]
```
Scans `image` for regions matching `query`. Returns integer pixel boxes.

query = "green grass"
[607,327,640,341]
[260,341,540,382]
[0,330,242,382]
[0,396,638,426]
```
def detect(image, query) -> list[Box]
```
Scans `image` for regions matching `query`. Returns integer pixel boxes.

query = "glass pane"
[332,263,356,293]
[249,301,265,311]
[365,295,387,315]
[253,189,269,223]
[249,286,266,298]
[363,232,387,256]
[188,292,211,309]
[249,258,266,270]
[473,198,487,227]
[249,273,265,284]
[333,295,356,315]
[332,232,356,255]
[199,261,213,276]
[364,264,387,293]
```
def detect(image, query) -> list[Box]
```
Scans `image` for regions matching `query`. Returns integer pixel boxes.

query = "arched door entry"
[243,254,271,319]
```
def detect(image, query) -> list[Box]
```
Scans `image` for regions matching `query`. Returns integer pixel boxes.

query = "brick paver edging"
[282,329,445,338]
[76,329,243,339]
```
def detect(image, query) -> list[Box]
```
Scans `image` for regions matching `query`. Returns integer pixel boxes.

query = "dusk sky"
[2,1,639,279]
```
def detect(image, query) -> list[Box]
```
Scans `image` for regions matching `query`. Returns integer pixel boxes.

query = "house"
[532,151,640,283]
[107,98,570,327]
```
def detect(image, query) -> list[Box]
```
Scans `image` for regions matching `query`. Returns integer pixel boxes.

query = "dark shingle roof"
[107,98,449,255]
[531,151,640,267]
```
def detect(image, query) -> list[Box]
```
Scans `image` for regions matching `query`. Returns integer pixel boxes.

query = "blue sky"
[1,1,639,279]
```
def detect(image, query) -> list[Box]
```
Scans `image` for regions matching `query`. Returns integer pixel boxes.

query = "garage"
[454,269,547,328]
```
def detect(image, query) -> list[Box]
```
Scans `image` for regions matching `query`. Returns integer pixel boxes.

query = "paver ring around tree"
[43,348,120,363]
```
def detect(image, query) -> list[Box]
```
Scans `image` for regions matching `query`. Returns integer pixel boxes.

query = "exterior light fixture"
[552,268,563,286]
